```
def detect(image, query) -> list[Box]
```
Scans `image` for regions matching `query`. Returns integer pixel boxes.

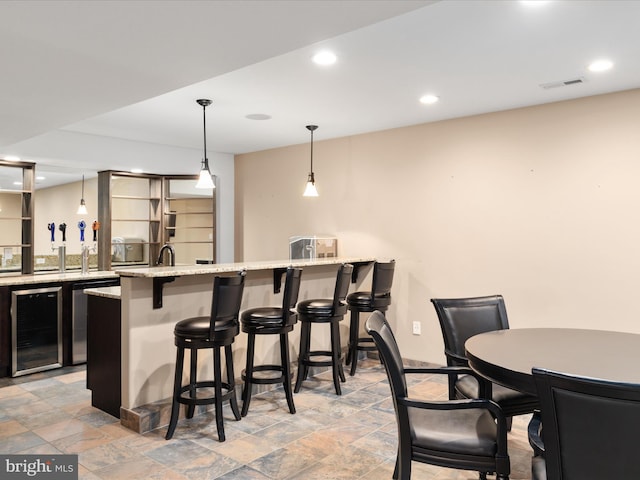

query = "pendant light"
[195,98,215,189]
[303,125,319,197]
[76,174,88,214]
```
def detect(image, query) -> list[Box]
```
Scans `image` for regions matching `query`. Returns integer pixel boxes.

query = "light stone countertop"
[84,286,121,300]
[113,257,376,278]
[0,270,119,287]
[0,257,376,287]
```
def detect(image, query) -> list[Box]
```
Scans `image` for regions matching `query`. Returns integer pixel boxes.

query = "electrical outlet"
[412,321,421,335]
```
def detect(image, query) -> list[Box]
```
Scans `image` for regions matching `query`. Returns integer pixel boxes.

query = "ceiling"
[2,0,640,186]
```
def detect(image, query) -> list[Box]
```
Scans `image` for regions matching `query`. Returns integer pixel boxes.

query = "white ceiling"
[2,0,640,185]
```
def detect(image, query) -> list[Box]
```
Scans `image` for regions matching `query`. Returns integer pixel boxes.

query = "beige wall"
[235,88,640,365]
[35,177,98,255]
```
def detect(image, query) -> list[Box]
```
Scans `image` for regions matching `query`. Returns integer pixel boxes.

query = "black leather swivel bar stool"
[295,263,354,395]
[165,271,245,442]
[345,259,395,376]
[240,267,302,416]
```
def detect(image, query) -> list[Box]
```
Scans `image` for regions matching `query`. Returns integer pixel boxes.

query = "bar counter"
[0,269,117,286]
[90,257,374,432]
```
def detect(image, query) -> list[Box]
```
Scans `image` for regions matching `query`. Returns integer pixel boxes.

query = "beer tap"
[78,220,86,243]
[47,222,55,247]
[92,220,100,243]
[48,221,66,272]
[59,223,67,244]
[79,220,97,274]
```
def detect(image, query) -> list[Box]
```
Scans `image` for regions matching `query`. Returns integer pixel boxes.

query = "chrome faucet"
[157,243,175,266]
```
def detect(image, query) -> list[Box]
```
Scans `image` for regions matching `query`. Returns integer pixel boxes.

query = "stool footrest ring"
[299,350,340,368]
[242,364,292,385]
[176,381,235,406]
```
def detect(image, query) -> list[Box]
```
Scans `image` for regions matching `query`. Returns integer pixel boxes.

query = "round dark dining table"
[465,328,640,396]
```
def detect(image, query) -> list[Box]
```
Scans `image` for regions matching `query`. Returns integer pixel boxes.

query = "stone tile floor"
[0,359,533,479]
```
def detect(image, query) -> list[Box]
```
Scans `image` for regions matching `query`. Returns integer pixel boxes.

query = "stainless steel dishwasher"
[71,278,120,364]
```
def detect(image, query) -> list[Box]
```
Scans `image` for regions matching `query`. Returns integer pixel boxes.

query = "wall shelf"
[0,160,34,274]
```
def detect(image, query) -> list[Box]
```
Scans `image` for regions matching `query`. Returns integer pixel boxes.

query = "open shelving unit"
[97,171,215,270]
[163,175,215,265]
[0,160,34,275]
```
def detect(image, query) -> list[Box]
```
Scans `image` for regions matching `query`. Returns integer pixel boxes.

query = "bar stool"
[166,271,245,442]
[295,263,353,395]
[240,267,302,416]
[346,260,395,376]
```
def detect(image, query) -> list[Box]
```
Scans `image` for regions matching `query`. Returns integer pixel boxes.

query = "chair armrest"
[404,365,489,388]
[444,349,469,366]
[401,396,505,424]
[401,396,496,412]
[528,411,545,456]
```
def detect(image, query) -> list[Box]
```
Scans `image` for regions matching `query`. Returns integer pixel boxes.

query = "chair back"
[533,367,640,479]
[209,271,246,340]
[431,295,509,366]
[331,263,354,314]
[281,267,303,326]
[365,310,408,400]
[370,260,395,307]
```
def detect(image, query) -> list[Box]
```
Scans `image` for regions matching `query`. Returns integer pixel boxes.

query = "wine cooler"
[11,286,62,377]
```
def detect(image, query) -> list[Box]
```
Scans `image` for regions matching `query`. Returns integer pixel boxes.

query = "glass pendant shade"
[77,175,88,214]
[303,125,319,197]
[76,199,88,215]
[195,99,215,189]
[196,159,215,189]
[303,173,319,197]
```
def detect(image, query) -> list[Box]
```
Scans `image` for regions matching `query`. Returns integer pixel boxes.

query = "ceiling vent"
[539,77,586,89]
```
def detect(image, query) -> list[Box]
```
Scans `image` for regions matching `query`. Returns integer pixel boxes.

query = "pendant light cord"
[310,128,314,174]
[306,125,318,175]
[202,103,207,162]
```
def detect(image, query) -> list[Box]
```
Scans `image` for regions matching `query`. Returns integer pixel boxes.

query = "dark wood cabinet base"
[87,294,121,418]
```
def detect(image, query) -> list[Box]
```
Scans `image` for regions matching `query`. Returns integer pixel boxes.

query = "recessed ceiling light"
[36,176,45,181]
[245,113,272,121]
[520,0,551,7]
[588,59,613,72]
[419,94,439,105]
[13,181,22,186]
[312,51,337,66]
[130,168,143,173]
[3,155,21,161]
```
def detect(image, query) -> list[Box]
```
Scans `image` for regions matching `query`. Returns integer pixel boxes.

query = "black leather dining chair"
[529,367,640,480]
[365,311,510,480]
[431,295,538,425]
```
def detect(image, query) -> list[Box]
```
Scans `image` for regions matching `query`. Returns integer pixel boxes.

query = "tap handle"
[48,222,55,242]
[78,220,86,242]
[59,223,67,243]
[92,220,100,242]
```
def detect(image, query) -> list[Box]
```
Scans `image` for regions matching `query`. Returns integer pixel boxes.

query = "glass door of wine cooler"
[11,286,62,376]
